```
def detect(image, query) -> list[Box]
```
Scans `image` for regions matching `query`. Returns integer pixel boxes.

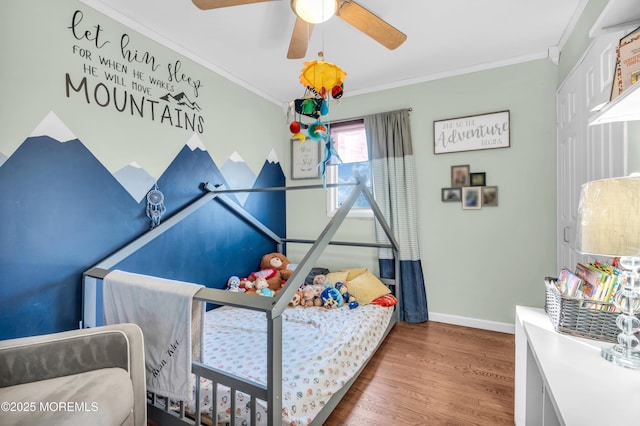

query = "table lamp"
[576,176,640,369]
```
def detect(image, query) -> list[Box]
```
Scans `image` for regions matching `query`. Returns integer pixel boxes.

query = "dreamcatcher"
[146,183,166,229]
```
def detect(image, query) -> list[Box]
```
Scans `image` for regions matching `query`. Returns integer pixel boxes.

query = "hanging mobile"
[146,183,166,229]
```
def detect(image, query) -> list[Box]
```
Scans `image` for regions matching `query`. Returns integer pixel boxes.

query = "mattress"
[185,303,394,425]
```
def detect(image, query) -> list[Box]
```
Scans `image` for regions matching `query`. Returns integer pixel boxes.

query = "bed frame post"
[266,314,283,426]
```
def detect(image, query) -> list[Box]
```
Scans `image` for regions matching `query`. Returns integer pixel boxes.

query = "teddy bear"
[260,253,295,282]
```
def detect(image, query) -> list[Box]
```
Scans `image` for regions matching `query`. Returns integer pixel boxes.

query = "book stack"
[611,26,640,101]
[556,261,621,311]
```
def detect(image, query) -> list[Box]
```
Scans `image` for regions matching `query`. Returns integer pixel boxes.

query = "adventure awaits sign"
[65,9,205,134]
[433,110,510,154]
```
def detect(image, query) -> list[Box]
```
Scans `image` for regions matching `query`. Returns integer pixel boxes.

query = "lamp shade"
[576,176,640,257]
[291,0,337,24]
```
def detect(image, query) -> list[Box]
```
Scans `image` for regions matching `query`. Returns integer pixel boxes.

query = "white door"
[556,30,626,272]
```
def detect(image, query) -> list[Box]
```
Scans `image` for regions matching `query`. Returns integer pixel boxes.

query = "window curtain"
[364,109,428,323]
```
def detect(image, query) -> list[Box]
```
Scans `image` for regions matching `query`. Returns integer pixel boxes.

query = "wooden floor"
[324,320,515,426]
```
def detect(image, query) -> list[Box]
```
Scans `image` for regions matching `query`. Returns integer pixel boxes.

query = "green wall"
[0,0,286,179]
[287,59,559,326]
[287,0,622,327]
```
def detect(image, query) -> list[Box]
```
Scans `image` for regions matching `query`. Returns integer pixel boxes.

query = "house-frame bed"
[82,180,401,426]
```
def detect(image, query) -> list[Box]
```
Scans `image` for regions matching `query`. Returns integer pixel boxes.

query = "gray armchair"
[0,323,146,426]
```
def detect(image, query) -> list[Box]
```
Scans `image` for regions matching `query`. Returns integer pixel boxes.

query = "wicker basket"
[544,277,626,343]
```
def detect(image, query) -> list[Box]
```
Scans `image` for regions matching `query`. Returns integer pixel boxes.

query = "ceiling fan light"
[291,0,337,24]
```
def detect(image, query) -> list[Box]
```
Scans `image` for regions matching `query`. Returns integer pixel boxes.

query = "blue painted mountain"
[244,150,287,238]
[113,162,156,203]
[220,151,257,206]
[0,135,147,340]
[0,128,286,340]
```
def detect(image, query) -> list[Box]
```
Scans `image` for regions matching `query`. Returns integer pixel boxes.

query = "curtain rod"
[327,107,412,125]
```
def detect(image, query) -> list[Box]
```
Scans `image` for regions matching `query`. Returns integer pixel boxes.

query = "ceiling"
[80,0,587,106]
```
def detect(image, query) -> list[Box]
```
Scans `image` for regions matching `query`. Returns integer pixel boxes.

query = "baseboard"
[429,312,515,334]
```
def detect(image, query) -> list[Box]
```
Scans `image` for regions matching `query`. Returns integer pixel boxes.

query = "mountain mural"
[0,152,7,168]
[0,134,144,340]
[160,92,202,111]
[0,113,286,340]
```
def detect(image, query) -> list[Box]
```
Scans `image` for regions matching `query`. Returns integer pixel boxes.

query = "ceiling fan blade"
[336,0,407,50]
[287,17,314,59]
[192,0,275,11]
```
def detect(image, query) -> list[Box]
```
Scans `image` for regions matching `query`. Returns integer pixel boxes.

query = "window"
[326,120,373,217]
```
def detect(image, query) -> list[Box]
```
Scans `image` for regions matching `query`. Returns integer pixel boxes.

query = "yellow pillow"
[345,269,390,305]
[326,271,349,285]
[340,268,368,281]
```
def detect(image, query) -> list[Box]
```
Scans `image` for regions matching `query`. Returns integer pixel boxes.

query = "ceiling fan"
[191,0,407,59]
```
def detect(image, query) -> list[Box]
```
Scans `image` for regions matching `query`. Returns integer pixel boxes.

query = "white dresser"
[514,305,640,425]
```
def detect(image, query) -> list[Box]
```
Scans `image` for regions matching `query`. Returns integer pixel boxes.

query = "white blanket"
[103,270,203,400]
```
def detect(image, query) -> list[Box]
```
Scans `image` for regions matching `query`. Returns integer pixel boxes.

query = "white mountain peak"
[267,148,279,164]
[229,151,244,163]
[186,134,206,151]
[31,111,76,142]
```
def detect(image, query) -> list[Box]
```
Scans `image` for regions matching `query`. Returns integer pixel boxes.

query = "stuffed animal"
[300,285,323,307]
[248,267,282,292]
[335,282,358,308]
[254,277,274,297]
[241,278,255,294]
[226,276,245,292]
[311,284,324,302]
[260,253,295,282]
[321,286,344,309]
[289,289,303,307]
[313,274,329,287]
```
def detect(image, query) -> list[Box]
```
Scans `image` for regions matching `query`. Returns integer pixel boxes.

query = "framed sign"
[434,110,510,154]
[291,138,320,179]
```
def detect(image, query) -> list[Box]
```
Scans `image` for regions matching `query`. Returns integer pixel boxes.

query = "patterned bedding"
[185,303,394,425]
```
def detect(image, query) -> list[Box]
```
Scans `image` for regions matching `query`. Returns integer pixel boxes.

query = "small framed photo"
[470,172,486,186]
[441,187,461,202]
[451,165,470,187]
[482,186,498,206]
[462,187,482,210]
[291,137,321,179]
